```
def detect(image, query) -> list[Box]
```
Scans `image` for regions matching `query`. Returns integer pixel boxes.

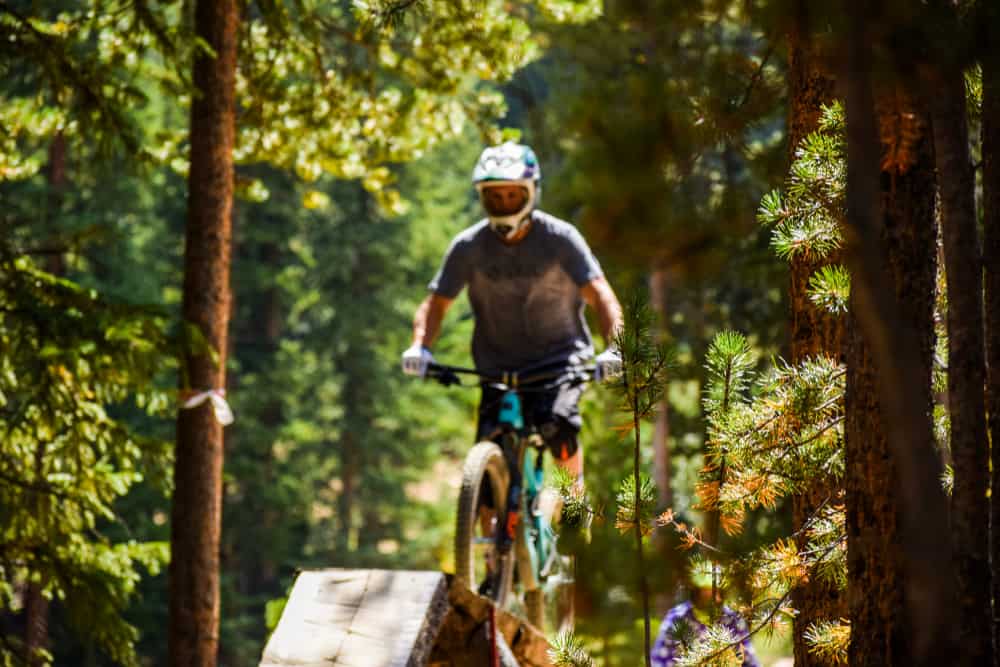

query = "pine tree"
[0,249,175,665]
[784,10,846,661]
[656,326,845,665]
[613,292,672,665]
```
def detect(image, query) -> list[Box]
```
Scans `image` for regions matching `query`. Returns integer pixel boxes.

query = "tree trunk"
[841,6,958,663]
[44,133,67,276]
[22,586,48,667]
[337,437,359,554]
[649,269,672,510]
[168,0,238,664]
[787,1,836,167]
[921,58,992,666]
[786,8,845,664]
[982,7,1000,663]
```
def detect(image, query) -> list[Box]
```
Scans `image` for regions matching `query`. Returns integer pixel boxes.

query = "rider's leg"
[542,380,586,495]
[553,447,584,495]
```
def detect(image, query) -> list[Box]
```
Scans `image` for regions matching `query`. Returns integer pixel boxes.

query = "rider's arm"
[581,276,623,346]
[412,293,454,348]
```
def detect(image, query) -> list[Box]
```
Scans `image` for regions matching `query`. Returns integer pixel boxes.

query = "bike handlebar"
[426,362,596,390]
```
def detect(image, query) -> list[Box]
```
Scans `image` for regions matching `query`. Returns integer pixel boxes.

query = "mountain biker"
[401,140,623,488]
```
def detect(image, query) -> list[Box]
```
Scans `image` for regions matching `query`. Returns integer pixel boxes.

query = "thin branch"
[691,537,844,665]
[736,45,775,110]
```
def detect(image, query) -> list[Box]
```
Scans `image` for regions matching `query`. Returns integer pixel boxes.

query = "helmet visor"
[479,184,530,217]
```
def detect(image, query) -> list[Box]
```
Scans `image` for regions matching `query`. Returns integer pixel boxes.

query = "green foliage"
[0,1,181,172]
[932,242,951,453]
[613,291,672,425]
[0,252,175,666]
[548,630,596,667]
[804,504,848,590]
[702,331,756,416]
[671,622,746,667]
[804,619,849,665]
[637,92,857,667]
[612,291,673,659]
[682,337,845,662]
[941,464,955,497]
[548,466,592,530]
[676,103,853,658]
[705,355,844,522]
[615,475,657,537]
[759,103,845,263]
[517,0,786,278]
[808,264,851,315]
[264,595,288,633]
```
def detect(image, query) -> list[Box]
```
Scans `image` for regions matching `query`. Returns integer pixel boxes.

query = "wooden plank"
[260,569,449,667]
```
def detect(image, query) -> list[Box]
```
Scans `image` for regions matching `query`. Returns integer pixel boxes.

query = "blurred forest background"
[2,0,998,666]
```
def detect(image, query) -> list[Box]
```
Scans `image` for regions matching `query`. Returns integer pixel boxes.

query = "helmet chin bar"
[479,178,536,240]
[489,212,531,240]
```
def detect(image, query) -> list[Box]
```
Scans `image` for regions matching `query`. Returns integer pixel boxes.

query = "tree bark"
[841,6,958,663]
[337,436,359,554]
[168,0,238,664]
[649,269,672,510]
[982,5,1000,663]
[921,58,992,666]
[44,133,67,276]
[787,2,836,168]
[786,7,845,663]
[844,86,937,665]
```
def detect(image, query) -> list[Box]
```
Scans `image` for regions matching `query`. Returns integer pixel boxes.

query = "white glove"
[594,347,622,383]
[401,344,434,378]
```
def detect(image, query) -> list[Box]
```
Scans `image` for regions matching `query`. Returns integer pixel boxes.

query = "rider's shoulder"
[531,211,587,243]
[450,219,491,246]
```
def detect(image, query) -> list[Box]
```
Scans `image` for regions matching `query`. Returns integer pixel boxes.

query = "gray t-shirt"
[429,210,603,373]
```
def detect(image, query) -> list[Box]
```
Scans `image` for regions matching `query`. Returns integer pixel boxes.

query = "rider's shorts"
[475,380,585,462]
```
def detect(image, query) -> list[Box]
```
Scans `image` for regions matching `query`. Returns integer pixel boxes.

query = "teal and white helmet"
[472,141,541,240]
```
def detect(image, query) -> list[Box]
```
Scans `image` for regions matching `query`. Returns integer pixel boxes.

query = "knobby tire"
[455,442,514,606]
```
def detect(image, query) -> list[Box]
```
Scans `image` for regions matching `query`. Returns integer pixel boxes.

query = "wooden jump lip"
[259,569,449,667]
[259,569,554,667]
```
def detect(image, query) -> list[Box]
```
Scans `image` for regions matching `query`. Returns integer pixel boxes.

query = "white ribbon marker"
[182,389,234,426]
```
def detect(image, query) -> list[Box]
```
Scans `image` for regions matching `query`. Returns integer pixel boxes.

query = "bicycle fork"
[495,390,525,557]
[497,433,523,556]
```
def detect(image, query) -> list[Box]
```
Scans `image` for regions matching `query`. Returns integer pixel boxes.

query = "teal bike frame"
[497,390,556,582]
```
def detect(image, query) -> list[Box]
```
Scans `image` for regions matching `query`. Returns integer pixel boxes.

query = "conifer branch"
[680,537,845,666]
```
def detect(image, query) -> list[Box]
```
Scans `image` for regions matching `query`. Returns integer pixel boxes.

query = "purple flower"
[650,601,761,667]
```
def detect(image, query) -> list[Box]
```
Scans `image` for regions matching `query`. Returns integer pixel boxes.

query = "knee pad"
[540,418,579,461]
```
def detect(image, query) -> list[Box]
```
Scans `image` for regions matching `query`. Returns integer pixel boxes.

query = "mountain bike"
[427,361,594,633]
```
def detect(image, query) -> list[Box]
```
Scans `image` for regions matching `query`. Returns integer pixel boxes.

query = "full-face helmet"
[472,141,541,240]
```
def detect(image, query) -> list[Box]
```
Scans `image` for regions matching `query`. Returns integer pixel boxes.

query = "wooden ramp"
[260,569,449,667]
[259,569,554,667]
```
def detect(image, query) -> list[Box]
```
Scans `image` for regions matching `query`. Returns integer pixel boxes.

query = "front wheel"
[455,442,514,606]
